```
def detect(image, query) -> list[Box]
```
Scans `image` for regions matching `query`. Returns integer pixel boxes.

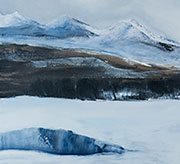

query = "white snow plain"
[0,96,180,164]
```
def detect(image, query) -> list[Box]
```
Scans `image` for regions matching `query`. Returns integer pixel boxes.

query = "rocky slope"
[0,44,180,100]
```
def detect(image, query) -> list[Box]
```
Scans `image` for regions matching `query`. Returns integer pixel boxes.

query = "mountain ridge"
[0,12,178,44]
[0,12,180,68]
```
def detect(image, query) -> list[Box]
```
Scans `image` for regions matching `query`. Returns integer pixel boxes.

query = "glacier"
[0,128,125,155]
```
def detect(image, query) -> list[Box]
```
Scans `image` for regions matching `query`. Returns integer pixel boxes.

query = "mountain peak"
[106,18,178,47]
[47,15,89,28]
[9,11,24,18]
[109,19,151,37]
[0,11,36,27]
[44,15,97,38]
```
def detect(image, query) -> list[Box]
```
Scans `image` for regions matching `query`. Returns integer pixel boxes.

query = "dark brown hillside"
[0,44,180,100]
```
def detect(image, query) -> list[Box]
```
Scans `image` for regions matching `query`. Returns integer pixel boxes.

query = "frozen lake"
[0,96,180,164]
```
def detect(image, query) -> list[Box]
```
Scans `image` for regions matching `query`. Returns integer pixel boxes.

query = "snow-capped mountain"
[0,12,178,48]
[0,12,36,27]
[100,19,179,52]
[44,15,98,38]
[0,13,97,38]
[0,12,45,37]
[0,12,180,67]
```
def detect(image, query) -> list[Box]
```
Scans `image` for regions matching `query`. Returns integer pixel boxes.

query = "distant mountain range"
[0,12,180,67]
[0,12,97,38]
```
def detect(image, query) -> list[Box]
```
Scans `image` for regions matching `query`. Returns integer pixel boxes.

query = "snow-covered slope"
[91,19,180,67]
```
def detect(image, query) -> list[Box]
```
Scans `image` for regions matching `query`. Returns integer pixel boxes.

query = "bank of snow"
[0,96,180,164]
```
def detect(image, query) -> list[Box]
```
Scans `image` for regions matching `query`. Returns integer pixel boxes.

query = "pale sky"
[0,0,180,41]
